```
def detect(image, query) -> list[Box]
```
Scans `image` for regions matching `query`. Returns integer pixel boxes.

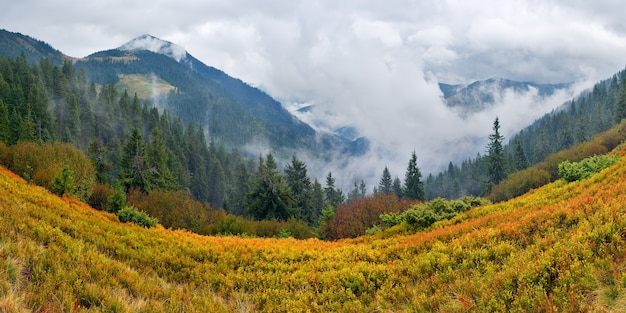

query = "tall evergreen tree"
[146,127,178,191]
[486,117,506,189]
[119,127,149,192]
[378,166,393,195]
[615,74,626,123]
[284,155,312,221]
[359,180,367,198]
[324,172,344,208]
[403,151,425,200]
[392,177,402,197]
[513,137,529,171]
[0,99,9,143]
[207,155,225,209]
[225,159,250,215]
[310,179,325,226]
[245,153,294,221]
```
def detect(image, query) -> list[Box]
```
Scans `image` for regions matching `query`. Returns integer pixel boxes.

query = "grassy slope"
[116,74,176,100]
[1,148,626,312]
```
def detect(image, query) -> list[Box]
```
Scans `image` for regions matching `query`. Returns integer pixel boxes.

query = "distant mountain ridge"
[77,34,368,156]
[0,29,65,64]
[0,29,368,157]
[439,78,571,114]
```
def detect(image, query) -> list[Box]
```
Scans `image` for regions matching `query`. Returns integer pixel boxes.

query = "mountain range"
[439,78,571,115]
[1,28,578,168]
[0,29,368,159]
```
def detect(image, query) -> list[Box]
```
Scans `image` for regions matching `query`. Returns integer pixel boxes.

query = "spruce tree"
[246,153,294,221]
[324,172,344,208]
[146,127,178,191]
[487,117,506,189]
[392,177,402,197]
[0,99,9,143]
[378,166,393,195]
[285,155,313,221]
[513,138,529,171]
[311,179,325,226]
[615,74,626,123]
[119,127,149,192]
[403,151,425,200]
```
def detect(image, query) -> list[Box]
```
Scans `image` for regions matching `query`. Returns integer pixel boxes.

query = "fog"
[288,76,589,192]
[5,0,626,191]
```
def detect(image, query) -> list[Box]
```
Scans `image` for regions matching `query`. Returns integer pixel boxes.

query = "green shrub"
[558,155,619,182]
[116,206,158,228]
[379,196,490,231]
[106,187,126,213]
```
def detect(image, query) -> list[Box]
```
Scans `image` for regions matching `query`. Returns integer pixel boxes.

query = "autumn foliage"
[127,189,316,239]
[2,141,96,201]
[321,194,416,240]
[489,120,626,202]
[2,143,626,311]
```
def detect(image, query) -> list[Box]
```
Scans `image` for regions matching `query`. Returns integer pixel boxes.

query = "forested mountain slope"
[0,29,64,65]
[427,68,625,200]
[439,77,570,114]
[73,35,367,155]
[1,141,625,311]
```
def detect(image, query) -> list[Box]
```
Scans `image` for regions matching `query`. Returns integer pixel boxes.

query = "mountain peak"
[118,34,187,62]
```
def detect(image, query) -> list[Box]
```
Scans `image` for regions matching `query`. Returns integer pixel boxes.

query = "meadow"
[1,145,626,312]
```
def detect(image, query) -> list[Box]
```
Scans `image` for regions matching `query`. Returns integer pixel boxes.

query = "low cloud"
[3,0,626,191]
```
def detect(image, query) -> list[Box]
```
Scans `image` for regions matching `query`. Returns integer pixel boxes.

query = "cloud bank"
[3,0,626,190]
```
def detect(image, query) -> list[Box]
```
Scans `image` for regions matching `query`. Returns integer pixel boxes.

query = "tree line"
[425,67,626,200]
[0,54,370,235]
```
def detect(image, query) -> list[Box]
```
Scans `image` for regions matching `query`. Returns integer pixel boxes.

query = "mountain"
[0,29,65,65]
[73,34,368,157]
[1,132,625,311]
[439,78,571,115]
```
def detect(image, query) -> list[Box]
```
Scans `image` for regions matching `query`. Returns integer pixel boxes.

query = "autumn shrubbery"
[127,189,316,239]
[321,194,416,240]
[378,196,491,233]
[488,121,626,202]
[1,141,96,201]
[2,142,626,311]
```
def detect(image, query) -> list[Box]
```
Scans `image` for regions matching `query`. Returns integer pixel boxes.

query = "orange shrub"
[322,194,415,240]
[7,142,96,201]
[489,168,550,202]
[88,183,113,211]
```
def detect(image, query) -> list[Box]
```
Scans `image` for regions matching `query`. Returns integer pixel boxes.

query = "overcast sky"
[4,0,626,188]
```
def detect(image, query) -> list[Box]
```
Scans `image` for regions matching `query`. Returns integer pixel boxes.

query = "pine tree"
[486,117,506,189]
[146,127,178,191]
[615,74,626,123]
[403,151,425,200]
[378,166,393,195]
[225,159,250,216]
[207,155,225,209]
[513,137,529,171]
[311,179,325,226]
[324,172,344,208]
[392,177,402,197]
[359,180,367,198]
[284,155,313,221]
[0,99,9,143]
[119,127,149,192]
[245,153,294,221]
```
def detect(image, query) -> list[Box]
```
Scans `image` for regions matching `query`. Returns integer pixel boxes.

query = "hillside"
[2,145,626,311]
[0,29,65,65]
[439,78,570,115]
[73,35,367,155]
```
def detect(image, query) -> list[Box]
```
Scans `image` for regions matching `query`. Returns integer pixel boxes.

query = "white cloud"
[3,0,626,190]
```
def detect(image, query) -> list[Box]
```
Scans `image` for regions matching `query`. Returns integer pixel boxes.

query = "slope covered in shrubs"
[1,142,626,311]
